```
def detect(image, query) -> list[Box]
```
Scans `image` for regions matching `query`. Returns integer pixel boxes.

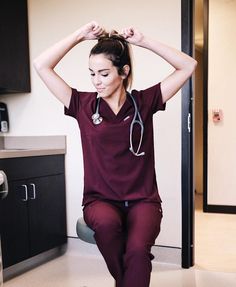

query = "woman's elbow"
[32,58,42,72]
[184,59,198,78]
[190,58,198,73]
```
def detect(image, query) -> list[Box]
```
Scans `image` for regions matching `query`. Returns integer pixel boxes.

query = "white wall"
[0,0,182,248]
[208,0,236,205]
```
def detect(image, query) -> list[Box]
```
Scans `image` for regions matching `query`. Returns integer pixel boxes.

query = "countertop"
[0,136,66,159]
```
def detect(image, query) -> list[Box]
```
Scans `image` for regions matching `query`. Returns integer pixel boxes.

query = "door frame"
[202,0,236,214]
[181,0,195,268]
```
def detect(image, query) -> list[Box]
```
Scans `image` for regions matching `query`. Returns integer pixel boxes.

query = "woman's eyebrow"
[89,68,110,72]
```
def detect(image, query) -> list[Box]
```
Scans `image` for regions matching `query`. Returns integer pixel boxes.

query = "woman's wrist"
[133,35,153,50]
[71,29,86,44]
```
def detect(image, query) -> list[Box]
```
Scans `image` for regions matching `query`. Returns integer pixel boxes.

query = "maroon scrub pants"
[83,200,163,287]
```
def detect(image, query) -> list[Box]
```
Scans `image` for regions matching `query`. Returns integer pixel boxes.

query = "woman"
[33,21,197,287]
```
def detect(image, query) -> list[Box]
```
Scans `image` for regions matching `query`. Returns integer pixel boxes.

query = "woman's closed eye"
[90,73,108,77]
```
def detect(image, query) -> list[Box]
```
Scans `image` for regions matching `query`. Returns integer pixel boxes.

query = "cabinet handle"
[21,184,28,201]
[29,183,36,200]
[0,170,8,200]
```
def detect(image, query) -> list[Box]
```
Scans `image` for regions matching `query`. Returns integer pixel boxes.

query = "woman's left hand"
[121,27,144,46]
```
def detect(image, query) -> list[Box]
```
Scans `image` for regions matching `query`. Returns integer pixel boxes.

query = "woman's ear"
[121,65,130,79]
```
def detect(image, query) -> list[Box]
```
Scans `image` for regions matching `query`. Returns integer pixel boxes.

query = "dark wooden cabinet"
[0,0,31,93]
[0,155,67,268]
[0,180,30,267]
[28,175,67,257]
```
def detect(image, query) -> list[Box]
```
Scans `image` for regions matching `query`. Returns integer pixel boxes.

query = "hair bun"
[98,30,126,43]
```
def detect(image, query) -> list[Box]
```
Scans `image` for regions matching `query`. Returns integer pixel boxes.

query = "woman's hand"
[77,21,104,41]
[121,27,144,46]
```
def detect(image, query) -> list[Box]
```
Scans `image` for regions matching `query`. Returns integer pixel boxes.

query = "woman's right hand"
[77,21,104,41]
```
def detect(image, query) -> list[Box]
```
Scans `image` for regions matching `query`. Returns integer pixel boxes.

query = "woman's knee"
[95,216,122,234]
[85,201,123,237]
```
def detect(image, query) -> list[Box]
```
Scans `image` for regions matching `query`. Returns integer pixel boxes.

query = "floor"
[194,193,236,272]
[3,195,236,287]
[3,252,236,287]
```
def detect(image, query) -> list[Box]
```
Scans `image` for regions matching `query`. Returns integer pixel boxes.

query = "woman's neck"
[103,88,127,115]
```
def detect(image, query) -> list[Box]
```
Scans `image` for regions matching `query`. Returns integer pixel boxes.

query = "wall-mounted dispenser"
[212,108,223,123]
[0,102,9,132]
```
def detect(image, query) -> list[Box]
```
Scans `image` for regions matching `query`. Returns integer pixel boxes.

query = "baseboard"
[152,245,181,265]
[203,204,236,214]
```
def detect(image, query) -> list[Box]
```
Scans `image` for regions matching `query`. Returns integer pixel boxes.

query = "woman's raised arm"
[33,21,104,108]
[121,27,197,103]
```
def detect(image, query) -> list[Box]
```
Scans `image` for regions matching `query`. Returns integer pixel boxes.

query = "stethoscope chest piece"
[92,97,103,125]
[92,112,103,125]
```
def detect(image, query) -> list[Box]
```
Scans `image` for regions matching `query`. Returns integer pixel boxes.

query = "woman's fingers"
[80,21,104,40]
[121,27,135,39]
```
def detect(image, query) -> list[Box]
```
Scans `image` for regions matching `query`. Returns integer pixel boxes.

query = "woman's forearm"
[33,21,104,71]
[138,36,197,73]
[122,27,197,102]
[33,21,104,107]
[33,31,82,71]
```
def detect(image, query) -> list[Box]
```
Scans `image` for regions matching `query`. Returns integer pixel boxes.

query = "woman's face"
[89,53,125,98]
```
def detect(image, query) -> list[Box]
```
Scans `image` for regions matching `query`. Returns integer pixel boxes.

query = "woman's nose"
[93,75,102,86]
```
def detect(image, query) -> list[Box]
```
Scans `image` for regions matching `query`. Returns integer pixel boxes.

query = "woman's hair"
[89,30,133,90]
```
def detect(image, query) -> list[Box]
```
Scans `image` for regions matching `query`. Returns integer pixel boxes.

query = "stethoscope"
[91,93,145,157]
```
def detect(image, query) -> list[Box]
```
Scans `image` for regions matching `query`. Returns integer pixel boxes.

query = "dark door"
[181,0,195,268]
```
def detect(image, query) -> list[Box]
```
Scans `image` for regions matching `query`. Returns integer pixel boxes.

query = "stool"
[76,217,115,286]
[76,217,96,244]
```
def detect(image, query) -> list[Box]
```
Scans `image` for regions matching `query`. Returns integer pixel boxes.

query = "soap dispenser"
[0,102,9,132]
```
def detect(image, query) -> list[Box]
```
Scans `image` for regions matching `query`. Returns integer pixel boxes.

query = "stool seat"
[76,217,96,244]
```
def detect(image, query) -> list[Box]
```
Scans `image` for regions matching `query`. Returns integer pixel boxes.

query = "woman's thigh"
[126,202,163,249]
[83,200,124,233]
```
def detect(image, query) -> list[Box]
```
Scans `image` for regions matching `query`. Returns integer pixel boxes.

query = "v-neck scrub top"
[65,82,166,206]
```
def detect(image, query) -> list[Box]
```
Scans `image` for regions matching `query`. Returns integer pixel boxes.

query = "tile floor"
[3,252,236,287]
[195,194,236,272]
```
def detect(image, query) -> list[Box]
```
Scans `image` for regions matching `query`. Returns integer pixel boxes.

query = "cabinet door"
[0,180,30,268]
[28,174,67,257]
[0,0,30,93]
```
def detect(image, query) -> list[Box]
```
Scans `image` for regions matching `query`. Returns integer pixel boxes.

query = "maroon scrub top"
[65,83,166,206]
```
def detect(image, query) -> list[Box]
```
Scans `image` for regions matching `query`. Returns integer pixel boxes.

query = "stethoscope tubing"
[92,93,145,156]
[92,97,103,125]
[128,93,145,156]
